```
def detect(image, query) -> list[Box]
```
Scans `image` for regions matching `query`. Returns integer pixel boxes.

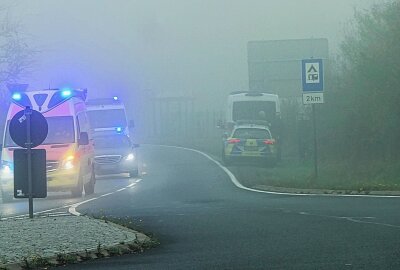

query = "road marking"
[68,181,140,216]
[296,211,400,229]
[154,144,400,198]
[1,179,143,220]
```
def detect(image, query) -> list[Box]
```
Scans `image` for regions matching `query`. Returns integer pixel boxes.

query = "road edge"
[154,144,400,198]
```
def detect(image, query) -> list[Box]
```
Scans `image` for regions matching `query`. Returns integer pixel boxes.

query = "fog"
[5,0,384,108]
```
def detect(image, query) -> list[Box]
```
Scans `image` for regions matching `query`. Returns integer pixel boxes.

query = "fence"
[136,96,225,156]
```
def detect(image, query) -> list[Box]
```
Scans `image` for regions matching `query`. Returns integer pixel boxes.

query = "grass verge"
[232,159,400,192]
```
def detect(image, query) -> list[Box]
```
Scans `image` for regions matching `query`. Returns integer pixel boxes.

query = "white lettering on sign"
[305,63,320,84]
[18,115,26,123]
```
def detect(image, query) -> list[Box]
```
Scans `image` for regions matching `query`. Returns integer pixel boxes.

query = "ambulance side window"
[77,112,92,139]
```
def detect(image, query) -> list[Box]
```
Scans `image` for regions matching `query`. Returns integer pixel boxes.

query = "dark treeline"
[319,0,400,165]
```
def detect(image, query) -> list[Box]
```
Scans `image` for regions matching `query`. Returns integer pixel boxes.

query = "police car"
[222,123,278,166]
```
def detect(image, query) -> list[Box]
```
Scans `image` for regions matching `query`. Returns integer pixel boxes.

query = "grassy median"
[231,159,400,192]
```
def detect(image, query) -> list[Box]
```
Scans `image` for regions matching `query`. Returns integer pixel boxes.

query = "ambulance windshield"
[4,116,75,147]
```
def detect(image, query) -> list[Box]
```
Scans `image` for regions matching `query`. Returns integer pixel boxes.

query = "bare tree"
[0,6,36,104]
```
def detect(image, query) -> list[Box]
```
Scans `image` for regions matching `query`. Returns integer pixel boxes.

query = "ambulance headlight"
[1,161,13,175]
[125,153,135,161]
[62,155,75,170]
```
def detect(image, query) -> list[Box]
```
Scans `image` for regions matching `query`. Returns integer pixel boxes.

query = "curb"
[252,184,400,196]
[0,217,155,270]
[163,145,400,198]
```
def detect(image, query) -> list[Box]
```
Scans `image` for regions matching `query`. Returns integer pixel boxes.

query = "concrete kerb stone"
[253,184,400,196]
[0,215,152,270]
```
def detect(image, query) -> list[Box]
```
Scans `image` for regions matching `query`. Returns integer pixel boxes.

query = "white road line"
[68,180,141,216]
[68,197,98,216]
[2,179,143,220]
[153,144,400,198]
[297,211,400,229]
[1,205,70,220]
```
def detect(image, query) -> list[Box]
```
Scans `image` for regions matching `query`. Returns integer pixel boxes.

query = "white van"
[86,97,132,136]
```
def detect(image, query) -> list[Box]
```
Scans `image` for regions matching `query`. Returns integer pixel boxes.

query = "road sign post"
[26,108,33,218]
[301,58,324,180]
[312,104,318,179]
[9,107,48,219]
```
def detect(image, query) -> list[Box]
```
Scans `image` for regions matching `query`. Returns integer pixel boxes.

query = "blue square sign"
[302,59,324,92]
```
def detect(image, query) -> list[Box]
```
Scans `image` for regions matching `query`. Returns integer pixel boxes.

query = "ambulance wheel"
[71,175,83,198]
[84,169,96,195]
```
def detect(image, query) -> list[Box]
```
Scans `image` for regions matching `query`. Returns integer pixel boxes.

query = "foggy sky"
[6,0,386,108]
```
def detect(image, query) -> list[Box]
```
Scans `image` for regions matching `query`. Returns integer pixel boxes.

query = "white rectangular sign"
[303,92,324,104]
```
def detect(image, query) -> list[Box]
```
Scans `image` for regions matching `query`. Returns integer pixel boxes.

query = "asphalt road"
[0,174,138,218]
[3,145,400,269]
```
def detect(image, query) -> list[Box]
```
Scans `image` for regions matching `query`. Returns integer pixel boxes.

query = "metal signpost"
[9,107,48,218]
[301,59,324,179]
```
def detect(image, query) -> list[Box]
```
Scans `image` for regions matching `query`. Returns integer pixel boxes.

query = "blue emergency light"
[116,127,123,133]
[61,88,72,98]
[11,92,22,101]
[113,96,119,101]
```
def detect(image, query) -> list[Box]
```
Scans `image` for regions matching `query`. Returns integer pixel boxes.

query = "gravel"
[0,215,141,265]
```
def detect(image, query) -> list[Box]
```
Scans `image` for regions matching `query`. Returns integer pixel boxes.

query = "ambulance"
[0,88,96,202]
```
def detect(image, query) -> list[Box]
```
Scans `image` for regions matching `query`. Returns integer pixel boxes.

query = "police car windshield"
[94,135,131,149]
[4,116,75,147]
[87,109,127,129]
[233,128,271,140]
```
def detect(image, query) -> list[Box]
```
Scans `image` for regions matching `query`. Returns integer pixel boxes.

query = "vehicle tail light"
[228,138,241,144]
[263,139,275,145]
